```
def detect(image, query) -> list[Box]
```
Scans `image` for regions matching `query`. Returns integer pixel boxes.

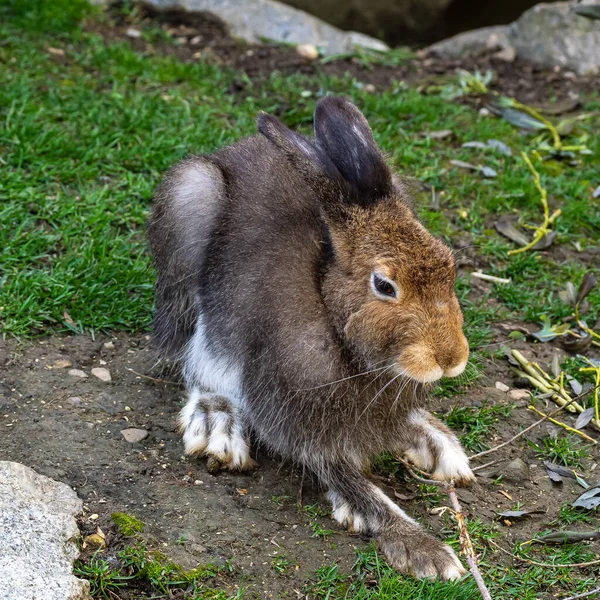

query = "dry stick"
[562,587,600,600]
[469,395,581,461]
[396,458,493,600]
[528,405,598,445]
[488,539,600,569]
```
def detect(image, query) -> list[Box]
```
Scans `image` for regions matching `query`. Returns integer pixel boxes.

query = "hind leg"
[178,389,256,472]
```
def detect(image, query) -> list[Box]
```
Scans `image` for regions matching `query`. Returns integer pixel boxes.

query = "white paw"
[327,491,367,534]
[432,446,475,487]
[178,390,256,472]
[441,545,467,581]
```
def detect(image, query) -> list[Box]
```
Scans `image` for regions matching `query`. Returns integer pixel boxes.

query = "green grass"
[442,402,514,452]
[75,543,231,599]
[2,2,600,598]
[1,0,598,338]
[528,433,592,469]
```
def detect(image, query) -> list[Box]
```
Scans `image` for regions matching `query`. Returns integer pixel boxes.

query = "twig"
[471,272,511,285]
[470,395,581,460]
[528,405,597,444]
[562,586,600,600]
[489,539,600,569]
[507,152,561,256]
[447,484,493,600]
[397,457,493,600]
[472,459,502,473]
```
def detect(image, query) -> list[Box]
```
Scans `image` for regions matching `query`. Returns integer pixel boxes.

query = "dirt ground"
[1,323,597,597]
[91,5,600,107]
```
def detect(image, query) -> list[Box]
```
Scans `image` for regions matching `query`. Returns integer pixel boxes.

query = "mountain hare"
[148,96,474,580]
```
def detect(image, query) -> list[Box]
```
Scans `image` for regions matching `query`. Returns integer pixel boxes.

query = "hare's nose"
[443,360,467,378]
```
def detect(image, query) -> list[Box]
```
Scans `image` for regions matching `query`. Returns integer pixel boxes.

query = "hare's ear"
[314,96,392,204]
[257,112,342,183]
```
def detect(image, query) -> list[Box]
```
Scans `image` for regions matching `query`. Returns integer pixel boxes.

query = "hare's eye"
[371,273,398,300]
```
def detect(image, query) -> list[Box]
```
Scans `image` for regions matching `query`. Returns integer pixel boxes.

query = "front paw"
[378,529,466,581]
[431,447,475,487]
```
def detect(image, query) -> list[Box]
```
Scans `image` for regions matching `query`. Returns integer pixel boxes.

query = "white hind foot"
[178,390,257,472]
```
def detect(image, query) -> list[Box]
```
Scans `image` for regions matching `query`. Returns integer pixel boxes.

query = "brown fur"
[148,96,472,580]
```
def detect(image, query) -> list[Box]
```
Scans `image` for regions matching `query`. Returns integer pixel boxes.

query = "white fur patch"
[370,485,418,526]
[407,410,474,483]
[183,312,244,409]
[327,491,367,534]
[179,390,255,471]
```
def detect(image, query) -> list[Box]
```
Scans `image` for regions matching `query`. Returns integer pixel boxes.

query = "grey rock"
[509,1,600,75]
[501,458,531,483]
[137,0,388,54]
[68,369,88,379]
[121,427,149,443]
[0,461,91,600]
[91,367,111,382]
[428,1,600,75]
[426,25,512,58]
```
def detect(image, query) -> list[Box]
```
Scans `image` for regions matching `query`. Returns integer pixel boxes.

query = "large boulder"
[427,1,600,75]
[509,1,600,74]
[0,462,91,600]
[138,0,389,54]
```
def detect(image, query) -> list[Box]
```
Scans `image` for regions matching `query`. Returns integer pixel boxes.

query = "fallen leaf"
[544,461,590,488]
[566,375,583,396]
[450,159,478,170]
[462,141,487,150]
[575,408,595,430]
[495,381,510,392]
[531,230,557,250]
[533,97,581,116]
[425,129,454,139]
[558,282,578,306]
[576,272,597,305]
[237,488,249,495]
[508,330,527,341]
[499,107,548,131]
[572,486,600,510]
[496,509,545,520]
[561,327,592,352]
[531,315,570,343]
[486,139,512,156]
[479,165,497,178]
[531,530,600,545]
[495,217,530,246]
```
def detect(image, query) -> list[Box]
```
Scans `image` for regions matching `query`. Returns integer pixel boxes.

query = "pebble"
[501,458,530,483]
[68,369,88,379]
[296,43,319,60]
[479,107,491,117]
[68,397,83,407]
[121,428,148,443]
[126,27,141,38]
[91,367,112,382]
[103,341,115,350]
[508,389,531,401]
[51,358,72,369]
[495,381,510,392]
[364,83,377,94]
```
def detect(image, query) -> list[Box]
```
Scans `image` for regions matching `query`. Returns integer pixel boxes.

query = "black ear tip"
[257,112,282,138]
[315,96,362,120]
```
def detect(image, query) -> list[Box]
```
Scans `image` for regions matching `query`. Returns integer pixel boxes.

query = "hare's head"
[258,97,469,384]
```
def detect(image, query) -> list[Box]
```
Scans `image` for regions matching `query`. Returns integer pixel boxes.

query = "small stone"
[479,108,490,117]
[364,83,377,94]
[91,367,111,382]
[68,397,83,407]
[126,27,141,38]
[493,46,516,62]
[508,389,531,401]
[501,458,530,483]
[51,358,72,369]
[68,369,88,379]
[190,35,203,45]
[296,43,319,60]
[121,428,148,443]
[495,381,510,392]
[103,341,115,350]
